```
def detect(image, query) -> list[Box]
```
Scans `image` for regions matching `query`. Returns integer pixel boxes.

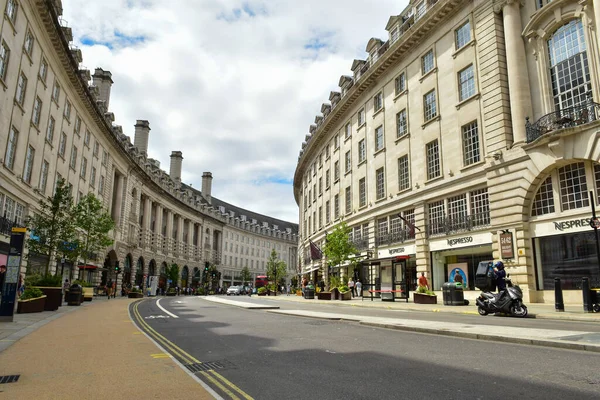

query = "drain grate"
[0,375,20,384]
[185,360,235,373]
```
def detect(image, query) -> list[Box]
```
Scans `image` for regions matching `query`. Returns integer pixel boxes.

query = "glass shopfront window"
[535,232,600,289]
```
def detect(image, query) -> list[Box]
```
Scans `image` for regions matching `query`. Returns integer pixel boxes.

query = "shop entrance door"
[380,265,393,301]
[393,260,407,300]
[362,263,380,298]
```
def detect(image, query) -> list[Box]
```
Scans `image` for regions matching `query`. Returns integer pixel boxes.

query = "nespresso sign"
[554,218,591,231]
[447,236,473,246]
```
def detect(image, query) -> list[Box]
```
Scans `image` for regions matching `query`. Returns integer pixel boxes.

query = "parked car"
[227,286,242,296]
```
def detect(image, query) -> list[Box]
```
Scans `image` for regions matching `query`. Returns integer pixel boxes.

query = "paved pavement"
[0,297,214,399]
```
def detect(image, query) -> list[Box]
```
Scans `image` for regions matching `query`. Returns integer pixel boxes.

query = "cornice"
[293,0,465,203]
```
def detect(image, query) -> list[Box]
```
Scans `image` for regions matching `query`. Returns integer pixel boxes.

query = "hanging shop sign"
[500,231,514,259]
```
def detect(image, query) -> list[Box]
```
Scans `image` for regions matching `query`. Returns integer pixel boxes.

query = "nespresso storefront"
[362,244,417,300]
[532,216,600,291]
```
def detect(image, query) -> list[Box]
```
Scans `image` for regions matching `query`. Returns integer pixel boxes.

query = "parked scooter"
[476,274,528,317]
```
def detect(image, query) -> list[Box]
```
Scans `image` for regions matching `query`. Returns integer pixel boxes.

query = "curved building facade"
[0,0,298,292]
[294,0,600,303]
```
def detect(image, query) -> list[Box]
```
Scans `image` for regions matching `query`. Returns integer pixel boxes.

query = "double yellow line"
[132,300,253,400]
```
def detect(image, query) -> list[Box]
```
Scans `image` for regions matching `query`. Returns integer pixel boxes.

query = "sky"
[62,0,409,223]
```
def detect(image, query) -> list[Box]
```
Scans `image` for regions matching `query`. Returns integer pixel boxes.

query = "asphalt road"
[133,297,600,400]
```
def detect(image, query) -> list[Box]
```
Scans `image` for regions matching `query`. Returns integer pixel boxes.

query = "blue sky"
[62,0,408,222]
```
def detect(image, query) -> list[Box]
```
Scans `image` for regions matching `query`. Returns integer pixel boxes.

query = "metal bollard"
[582,277,593,313]
[554,278,564,312]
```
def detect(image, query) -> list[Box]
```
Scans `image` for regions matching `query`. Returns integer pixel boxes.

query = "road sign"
[590,217,600,229]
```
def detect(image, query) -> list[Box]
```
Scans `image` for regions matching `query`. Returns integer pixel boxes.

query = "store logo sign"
[447,236,473,246]
[389,248,405,255]
[554,218,590,231]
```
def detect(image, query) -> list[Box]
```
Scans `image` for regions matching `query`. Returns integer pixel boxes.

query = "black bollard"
[554,278,564,312]
[582,277,593,313]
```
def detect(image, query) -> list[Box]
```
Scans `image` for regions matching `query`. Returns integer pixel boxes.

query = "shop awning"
[363,255,411,263]
[78,264,99,270]
[302,265,321,274]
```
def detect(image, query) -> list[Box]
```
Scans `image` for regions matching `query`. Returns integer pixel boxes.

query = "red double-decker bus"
[254,275,268,288]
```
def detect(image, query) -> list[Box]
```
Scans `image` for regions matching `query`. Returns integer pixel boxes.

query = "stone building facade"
[294,0,600,303]
[0,0,298,292]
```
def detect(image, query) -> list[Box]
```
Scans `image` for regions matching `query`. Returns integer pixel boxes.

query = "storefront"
[362,245,416,300]
[429,232,493,291]
[532,216,600,291]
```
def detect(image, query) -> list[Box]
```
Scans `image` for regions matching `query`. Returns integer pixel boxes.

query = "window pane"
[462,121,480,165]
[559,162,589,210]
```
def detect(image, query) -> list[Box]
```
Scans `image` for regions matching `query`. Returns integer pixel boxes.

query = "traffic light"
[114,261,120,274]
[204,261,209,272]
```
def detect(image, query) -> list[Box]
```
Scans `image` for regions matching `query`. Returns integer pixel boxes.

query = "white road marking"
[156,298,179,318]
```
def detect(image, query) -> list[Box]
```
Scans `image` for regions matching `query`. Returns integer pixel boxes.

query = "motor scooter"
[476,274,528,317]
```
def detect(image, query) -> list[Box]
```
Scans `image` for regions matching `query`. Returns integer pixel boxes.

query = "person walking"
[348,278,356,298]
[418,272,429,290]
[356,279,363,298]
[106,279,113,299]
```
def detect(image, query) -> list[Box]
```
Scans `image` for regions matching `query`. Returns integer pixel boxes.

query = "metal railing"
[376,230,414,247]
[526,99,599,143]
[427,212,490,237]
[350,238,370,251]
[0,216,22,236]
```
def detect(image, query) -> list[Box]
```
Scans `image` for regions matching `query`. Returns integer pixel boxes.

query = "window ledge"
[358,204,368,211]
[373,148,386,157]
[396,187,412,196]
[38,75,47,89]
[357,159,367,167]
[30,121,40,132]
[373,107,385,118]
[2,163,15,174]
[460,159,485,172]
[334,147,339,153]
[0,77,7,91]
[14,100,25,115]
[4,13,17,35]
[452,39,476,58]
[455,93,480,110]
[419,67,437,83]
[334,178,340,184]
[425,175,444,185]
[344,135,352,143]
[45,139,53,148]
[395,133,409,143]
[23,49,33,66]
[422,115,440,129]
[393,89,408,101]
[374,196,386,204]
[344,170,352,176]
[358,122,366,131]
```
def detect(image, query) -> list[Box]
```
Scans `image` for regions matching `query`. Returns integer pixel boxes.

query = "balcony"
[427,212,490,237]
[0,216,22,236]
[376,230,414,247]
[525,100,599,143]
[350,238,370,251]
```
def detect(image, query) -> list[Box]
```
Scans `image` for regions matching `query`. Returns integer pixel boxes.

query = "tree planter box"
[330,288,340,300]
[340,291,352,301]
[317,292,332,300]
[82,287,94,302]
[34,287,62,311]
[17,296,47,314]
[413,293,437,304]
[258,292,267,296]
[128,292,144,298]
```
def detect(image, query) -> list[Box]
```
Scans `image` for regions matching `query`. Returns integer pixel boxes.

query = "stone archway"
[159,261,168,291]
[123,253,133,286]
[135,257,144,287]
[100,249,119,286]
[181,266,189,288]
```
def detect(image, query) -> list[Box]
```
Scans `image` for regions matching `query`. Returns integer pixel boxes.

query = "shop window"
[531,176,555,216]
[448,194,467,227]
[470,188,490,226]
[558,162,589,211]
[428,200,445,235]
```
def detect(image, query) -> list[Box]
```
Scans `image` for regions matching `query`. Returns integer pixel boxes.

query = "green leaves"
[266,249,287,284]
[240,266,252,285]
[322,221,358,270]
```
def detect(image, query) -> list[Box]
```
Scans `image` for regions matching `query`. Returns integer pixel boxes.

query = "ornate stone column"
[594,0,600,43]
[142,196,151,230]
[497,0,532,144]
[166,210,174,254]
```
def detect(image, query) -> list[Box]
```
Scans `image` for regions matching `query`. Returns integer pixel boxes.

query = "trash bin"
[67,284,83,306]
[451,283,465,306]
[304,287,315,299]
[442,282,453,305]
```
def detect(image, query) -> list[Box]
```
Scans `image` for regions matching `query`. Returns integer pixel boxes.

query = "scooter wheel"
[477,306,488,316]
[510,304,528,318]
[593,304,600,313]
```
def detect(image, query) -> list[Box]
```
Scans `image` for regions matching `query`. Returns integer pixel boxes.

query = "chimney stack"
[169,151,183,189]
[133,120,150,155]
[202,172,213,204]
[92,68,113,109]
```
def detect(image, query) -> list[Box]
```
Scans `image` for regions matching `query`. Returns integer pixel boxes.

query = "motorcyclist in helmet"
[493,261,506,301]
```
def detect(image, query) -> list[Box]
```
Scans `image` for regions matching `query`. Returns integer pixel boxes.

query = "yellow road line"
[200,371,241,400]
[132,300,254,399]
[207,370,254,400]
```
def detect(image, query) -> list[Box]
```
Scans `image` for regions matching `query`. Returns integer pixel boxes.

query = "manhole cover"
[0,375,20,384]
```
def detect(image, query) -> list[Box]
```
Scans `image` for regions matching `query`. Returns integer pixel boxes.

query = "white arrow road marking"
[156,298,179,318]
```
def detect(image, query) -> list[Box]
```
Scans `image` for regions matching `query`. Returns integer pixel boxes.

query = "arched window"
[547,19,591,110]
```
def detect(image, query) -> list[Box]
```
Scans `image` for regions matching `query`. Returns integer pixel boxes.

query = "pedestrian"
[112,280,117,298]
[348,278,355,298]
[287,283,291,296]
[302,276,308,297]
[106,279,113,299]
[356,279,362,298]
[418,272,429,290]
[318,279,325,293]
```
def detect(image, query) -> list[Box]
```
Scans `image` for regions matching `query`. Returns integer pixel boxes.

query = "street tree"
[322,221,358,287]
[240,266,252,286]
[166,263,180,289]
[25,178,76,275]
[266,249,287,290]
[71,192,114,279]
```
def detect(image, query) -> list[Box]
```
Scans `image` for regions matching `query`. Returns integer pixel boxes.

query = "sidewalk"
[246,292,600,322]
[0,297,213,399]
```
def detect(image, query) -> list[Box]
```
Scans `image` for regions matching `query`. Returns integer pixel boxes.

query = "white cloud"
[62,0,409,223]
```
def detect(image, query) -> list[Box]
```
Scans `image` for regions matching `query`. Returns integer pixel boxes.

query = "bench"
[365,289,409,303]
